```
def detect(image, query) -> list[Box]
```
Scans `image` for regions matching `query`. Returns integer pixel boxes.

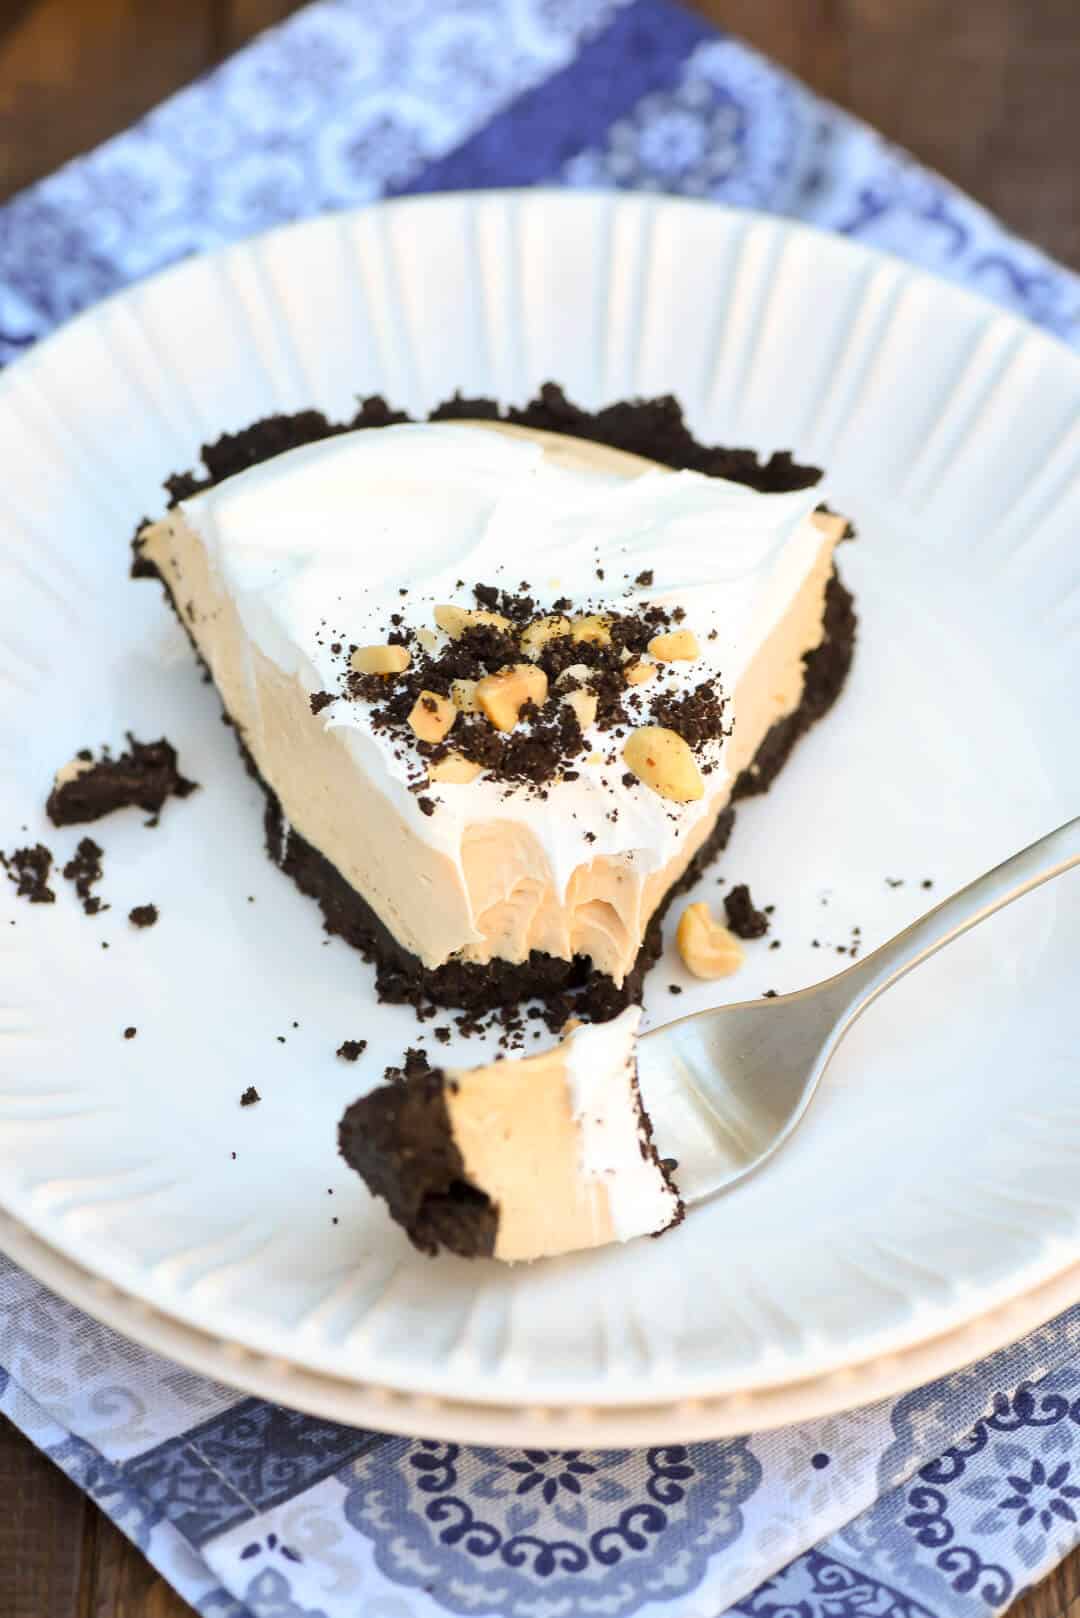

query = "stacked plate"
[1,192,1077,1443]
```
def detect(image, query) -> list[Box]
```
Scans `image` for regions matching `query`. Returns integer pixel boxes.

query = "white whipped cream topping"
[562,1007,677,1241]
[179,423,827,905]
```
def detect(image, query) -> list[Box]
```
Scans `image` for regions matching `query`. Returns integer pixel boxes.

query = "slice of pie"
[134,387,855,1022]
[338,1007,680,1260]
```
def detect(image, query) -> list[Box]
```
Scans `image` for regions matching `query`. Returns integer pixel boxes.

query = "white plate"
[1,192,1078,1443]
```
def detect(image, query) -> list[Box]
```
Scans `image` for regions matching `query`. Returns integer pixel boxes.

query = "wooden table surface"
[1,3,1078,1615]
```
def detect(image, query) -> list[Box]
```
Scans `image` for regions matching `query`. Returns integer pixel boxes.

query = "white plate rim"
[4,1204,1079,1445]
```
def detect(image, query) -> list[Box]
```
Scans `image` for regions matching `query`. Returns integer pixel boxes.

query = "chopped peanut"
[520,615,572,659]
[648,629,700,662]
[350,643,411,676]
[476,664,549,732]
[555,663,593,687]
[624,658,657,687]
[563,688,598,731]
[676,903,745,979]
[408,690,457,744]
[570,614,612,647]
[434,604,510,638]
[416,627,439,654]
[622,726,704,802]
[451,678,480,713]
[428,752,483,784]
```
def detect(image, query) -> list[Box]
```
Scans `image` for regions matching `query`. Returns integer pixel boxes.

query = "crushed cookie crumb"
[1,843,56,903]
[63,838,108,915]
[240,1086,261,1107]
[384,1046,434,1084]
[47,736,197,827]
[724,883,769,939]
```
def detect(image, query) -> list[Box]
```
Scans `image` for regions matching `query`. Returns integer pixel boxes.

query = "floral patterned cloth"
[2,3,1079,1615]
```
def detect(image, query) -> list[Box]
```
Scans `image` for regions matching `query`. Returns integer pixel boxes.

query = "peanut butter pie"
[134,388,855,1025]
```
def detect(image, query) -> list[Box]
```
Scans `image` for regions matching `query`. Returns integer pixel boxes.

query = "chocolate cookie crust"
[338,1073,497,1258]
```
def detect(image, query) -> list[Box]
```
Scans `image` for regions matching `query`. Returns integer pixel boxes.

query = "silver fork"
[637,815,1080,1205]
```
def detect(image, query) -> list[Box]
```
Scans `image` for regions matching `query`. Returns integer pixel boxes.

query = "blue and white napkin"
[2,4,1080,1615]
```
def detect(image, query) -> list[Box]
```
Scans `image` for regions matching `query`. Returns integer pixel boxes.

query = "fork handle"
[829,814,1080,1030]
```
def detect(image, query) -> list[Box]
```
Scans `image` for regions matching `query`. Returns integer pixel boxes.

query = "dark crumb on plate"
[46,736,198,827]
[129,903,158,928]
[769,939,781,950]
[62,837,108,915]
[240,1086,261,1107]
[886,877,904,888]
[763,990,778,999]
[276,1035,286,1044]
[724,883,770,939]
[922,878,934,889]
[309,690,335,715]
[337,1039,367,1062]
[123,1026,137,1039]
[669,984,683,995]
[384,1047,434,1084]
[1,843,56,903]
